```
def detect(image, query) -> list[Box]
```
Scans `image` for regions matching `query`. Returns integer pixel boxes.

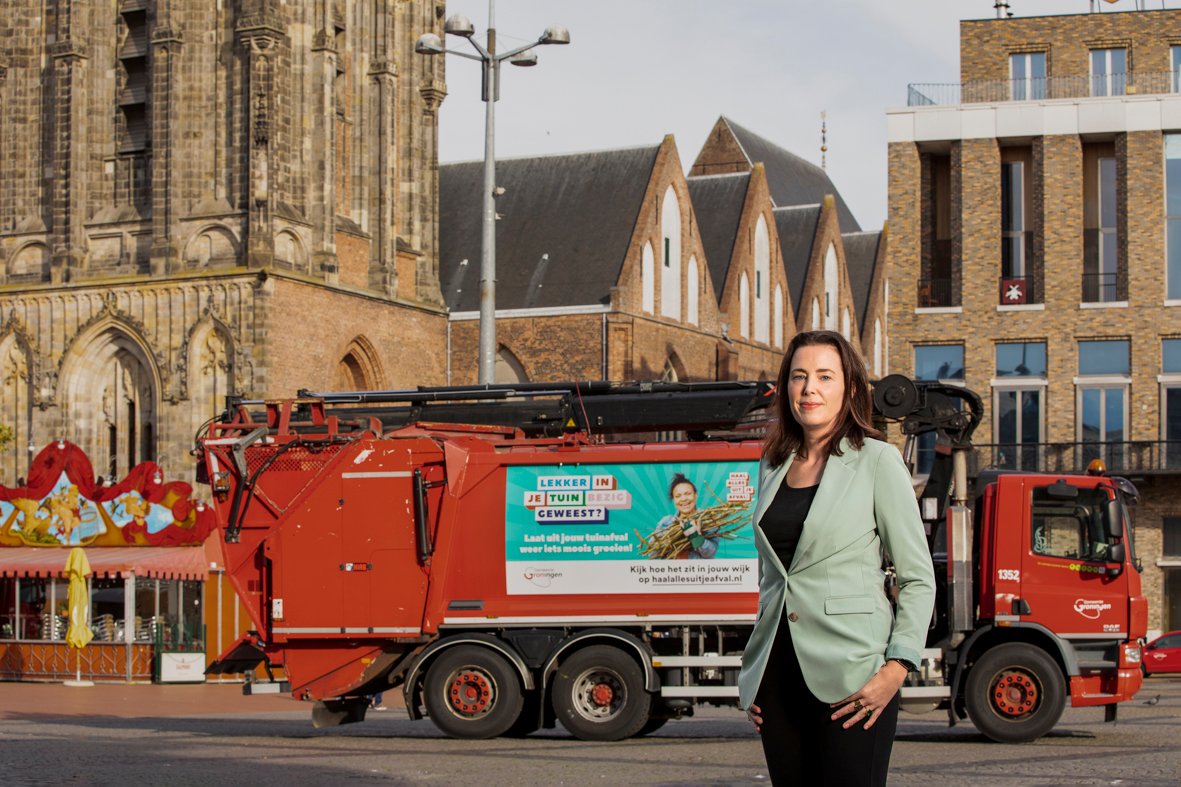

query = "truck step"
[244,681,291,695]
[661,686,739,698]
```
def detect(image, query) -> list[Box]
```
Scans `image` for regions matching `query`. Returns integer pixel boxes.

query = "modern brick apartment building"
[888,7,1181,634]
[0,0,449,483]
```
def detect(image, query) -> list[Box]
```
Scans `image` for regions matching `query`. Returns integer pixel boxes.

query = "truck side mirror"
[1106,542,1125,576]
[1105,497,1124,539]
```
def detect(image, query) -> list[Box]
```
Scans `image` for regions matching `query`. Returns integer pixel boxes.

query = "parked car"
[1142,631,1181,675]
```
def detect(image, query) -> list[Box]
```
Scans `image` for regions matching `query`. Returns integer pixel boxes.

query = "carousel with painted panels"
[0,441,220,682]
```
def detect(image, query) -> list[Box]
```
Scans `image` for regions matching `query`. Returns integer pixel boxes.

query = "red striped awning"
[0,546,210,580]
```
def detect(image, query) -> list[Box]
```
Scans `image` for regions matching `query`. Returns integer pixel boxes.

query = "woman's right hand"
[746,703,763,732]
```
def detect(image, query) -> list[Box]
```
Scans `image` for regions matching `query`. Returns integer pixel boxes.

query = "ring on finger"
[852,699,863,712]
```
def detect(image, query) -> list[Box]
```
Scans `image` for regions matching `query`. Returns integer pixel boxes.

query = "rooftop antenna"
[820,111,828,171]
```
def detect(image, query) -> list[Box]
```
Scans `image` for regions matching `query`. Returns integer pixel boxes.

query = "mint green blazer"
[737,437,936,706]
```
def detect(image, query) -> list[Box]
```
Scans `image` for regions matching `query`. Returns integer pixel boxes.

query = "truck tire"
[965,642,1065,743]
[636,716,669,736]
[423,645,524,739]
[552,645,651,741]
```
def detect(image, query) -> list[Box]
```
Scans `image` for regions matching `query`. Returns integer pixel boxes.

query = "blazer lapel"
[788,439,859,574]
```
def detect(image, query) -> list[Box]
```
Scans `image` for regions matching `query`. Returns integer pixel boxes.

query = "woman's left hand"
[829,660,908,730]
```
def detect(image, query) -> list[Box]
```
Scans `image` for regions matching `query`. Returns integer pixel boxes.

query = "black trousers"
[755,615,899,786]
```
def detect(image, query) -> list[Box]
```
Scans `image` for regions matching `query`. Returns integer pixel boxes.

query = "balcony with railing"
[907,71,1180,107]
[1081,229,1124,303]
[917,277,956,308]
[970,441,1181,476]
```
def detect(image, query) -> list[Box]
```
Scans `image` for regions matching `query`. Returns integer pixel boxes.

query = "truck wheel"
[423,645,524,739]
[965,643,1065,743]
[552,645,651,741]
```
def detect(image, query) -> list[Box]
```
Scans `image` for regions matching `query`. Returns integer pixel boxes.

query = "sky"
[434,0,1181,232]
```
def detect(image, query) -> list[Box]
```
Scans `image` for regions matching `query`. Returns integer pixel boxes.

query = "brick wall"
[961,9,1181,83]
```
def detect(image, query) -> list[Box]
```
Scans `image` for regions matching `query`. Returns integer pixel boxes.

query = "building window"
[660,188,681,320]
[1173,46,1181,93]
[754,216,770,343]
[914,344,965,474]
[773,285,783,349]
[1164,517,1181,632]
[1010,51,1046,100]
[1001,161,1025,279]
[641,242,654,314]
[1083,156,1120,303]
[994,342,1046,470]
[1090,47,1127,97]
[824,245,838,330]
[1163,339,1181,468]
[1077,339,1130,468]
[1167,136,1181,301]
[687,256,699,326]
[873,319,882,377]
[1165,517,1181,558]
[915,344,964,382]
[739,273,750,339]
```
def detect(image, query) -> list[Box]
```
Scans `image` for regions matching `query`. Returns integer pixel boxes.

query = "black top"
[760,481,819,569]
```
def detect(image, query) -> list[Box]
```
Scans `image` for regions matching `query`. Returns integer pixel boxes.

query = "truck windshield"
[1030,486,1113,562]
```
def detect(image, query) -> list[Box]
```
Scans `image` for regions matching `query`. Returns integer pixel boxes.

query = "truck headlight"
[1123,645,1141,665]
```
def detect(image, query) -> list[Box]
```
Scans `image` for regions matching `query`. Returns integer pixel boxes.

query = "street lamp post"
[416,2,569,385]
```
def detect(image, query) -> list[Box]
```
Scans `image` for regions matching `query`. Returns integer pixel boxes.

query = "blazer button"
[787,612,800,623]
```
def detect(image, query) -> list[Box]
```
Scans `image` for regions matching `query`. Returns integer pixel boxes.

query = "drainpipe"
[601,313,607,381]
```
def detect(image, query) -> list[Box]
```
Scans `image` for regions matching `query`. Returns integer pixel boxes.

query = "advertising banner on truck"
[504,461,758,594]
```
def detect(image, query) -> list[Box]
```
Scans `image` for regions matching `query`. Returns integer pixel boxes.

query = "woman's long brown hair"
[763,330,884,468]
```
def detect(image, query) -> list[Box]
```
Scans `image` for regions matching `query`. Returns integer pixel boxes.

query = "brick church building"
[0,0,450,483]
[441,117,886,386]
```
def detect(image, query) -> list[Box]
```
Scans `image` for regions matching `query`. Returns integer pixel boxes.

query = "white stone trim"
[1072,375,1132,386]
[914,306,962,315]
[997,303,1045,312]
[449,304,611,321]
[1079,301,1129,309]
[888,94,1181,143]
[990,377,1048,388]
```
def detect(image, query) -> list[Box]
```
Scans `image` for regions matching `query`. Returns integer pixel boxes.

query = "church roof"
[773,205,821,316]
[842,230,882,326]
[439,145,661,312]
[722,117,861,232]
[686,172,750,300]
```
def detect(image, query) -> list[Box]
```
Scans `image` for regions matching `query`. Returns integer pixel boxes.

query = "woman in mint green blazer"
[739,330,935,786]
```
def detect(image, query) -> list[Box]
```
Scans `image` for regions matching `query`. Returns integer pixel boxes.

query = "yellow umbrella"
[64,547,94,686]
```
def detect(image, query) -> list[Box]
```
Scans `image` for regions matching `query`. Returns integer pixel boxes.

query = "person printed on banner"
[739,330,935,787]
[654,474,718,559]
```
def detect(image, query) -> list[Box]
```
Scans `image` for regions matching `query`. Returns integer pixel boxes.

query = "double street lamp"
[417,3,570,385]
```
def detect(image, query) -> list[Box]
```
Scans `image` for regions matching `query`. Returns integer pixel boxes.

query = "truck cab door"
[338,447,431,637]
[1019,482,1129,640]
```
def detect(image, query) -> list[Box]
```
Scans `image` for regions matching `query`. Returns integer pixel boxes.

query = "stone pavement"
[0,680,403,720]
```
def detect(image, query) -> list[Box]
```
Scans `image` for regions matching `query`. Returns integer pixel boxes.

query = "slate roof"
[439,145,660,312]
[722,117,861,232]
[842,231,883,327]
[773,205,822,316]
[686,172,750,299]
